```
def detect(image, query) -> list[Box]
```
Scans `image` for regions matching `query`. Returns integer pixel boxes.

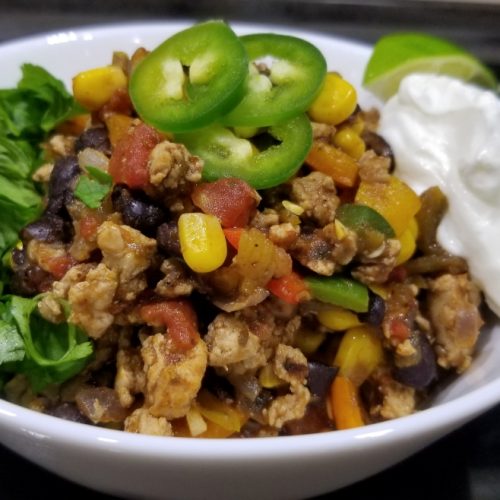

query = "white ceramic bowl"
[1,22,499,500]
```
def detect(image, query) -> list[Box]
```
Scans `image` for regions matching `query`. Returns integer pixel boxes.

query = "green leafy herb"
[0,296,93,391]
[0,63,82,141]
[74,165,113,209]
[0,64,81,260]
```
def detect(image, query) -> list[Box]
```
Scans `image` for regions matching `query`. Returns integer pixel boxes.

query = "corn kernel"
[308,73,358,126]
[259,365,285,388]
[334,325,384,386]
[351,115,365,135]
[178,213,227,273]
[72,65,127,111]
[333,126,366,160]
[318,305,361,331]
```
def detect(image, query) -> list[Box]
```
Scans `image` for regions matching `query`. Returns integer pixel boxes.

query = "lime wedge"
[363,32,498,100]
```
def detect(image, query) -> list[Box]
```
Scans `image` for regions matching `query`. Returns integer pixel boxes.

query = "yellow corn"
[197,390,246,433]
[72,65,127,111]
[178,213,227,273]
[333,126,366,160]
[334,325,384,386]
[294,328,326,355]
[395,225,417,265]
[308,73,357,126]
[318,305,361,332]
[259,365,285,388]
[350,115,365,135]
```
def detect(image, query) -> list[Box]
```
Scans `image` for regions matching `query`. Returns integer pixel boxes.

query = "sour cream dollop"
[379,73,500,315]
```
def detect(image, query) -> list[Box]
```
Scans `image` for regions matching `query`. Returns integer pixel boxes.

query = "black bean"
[75,127,111,155]
[10,248,53,296]
[361,130,395,171]
[45,402,91,425]
[112,185,165,235]
[307,361,338,399]
[157,221,181,256]
[46,155,81,215]
[393,332,437,390]
[21,213,66,244]
[360,294,386,327]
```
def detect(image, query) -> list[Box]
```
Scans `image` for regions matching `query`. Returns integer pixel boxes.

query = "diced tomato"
[223,227,244,249]
[79,215,100,241]
[47,255,76,280]
[267,271,309,304]
[389,318,411,342]
[108,122,161,189]
[191,178,258,228]
[140,299,200,352]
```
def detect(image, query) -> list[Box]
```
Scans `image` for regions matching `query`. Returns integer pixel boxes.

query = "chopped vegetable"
[178,212,228,273]
[72,65,128,111]
[305,276,370,313]
[267,271,310,304]
[130,21,248,133]
[177,114,312,189]
[108,122,161,188]
[336,203,395,238]
[0,296,93,391]
[305,140,359,187]
[222,33,326,127]
[334,325,383,385]
[308,72,357,125]
[317,305,362,331]
[191,178,258,228]
[140,300,200,352]
[355,176,421,236]
[333,125,366,160]
[74,165,113,209]
[330,375,365,430]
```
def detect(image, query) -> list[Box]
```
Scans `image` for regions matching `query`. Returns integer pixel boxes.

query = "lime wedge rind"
[362,33,498,101]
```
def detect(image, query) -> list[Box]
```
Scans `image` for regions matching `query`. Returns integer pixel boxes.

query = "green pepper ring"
[129,21,249,133]
[176,114,313,190]
[222,33,327,127]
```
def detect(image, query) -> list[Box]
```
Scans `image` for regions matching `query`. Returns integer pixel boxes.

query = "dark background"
[1,1,500,499]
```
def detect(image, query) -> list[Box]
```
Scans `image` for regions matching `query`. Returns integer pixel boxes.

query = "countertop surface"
[1,2,500,499]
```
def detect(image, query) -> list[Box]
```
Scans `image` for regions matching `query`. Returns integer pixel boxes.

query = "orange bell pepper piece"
[305,141,359,187]
[330,375,365,430]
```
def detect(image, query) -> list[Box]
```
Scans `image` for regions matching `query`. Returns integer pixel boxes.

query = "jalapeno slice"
[176,114,312,189]
[222,33,327,127]
[129,21,248,133]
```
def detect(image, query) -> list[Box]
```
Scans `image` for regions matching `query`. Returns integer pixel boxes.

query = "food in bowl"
[0,21,495,439]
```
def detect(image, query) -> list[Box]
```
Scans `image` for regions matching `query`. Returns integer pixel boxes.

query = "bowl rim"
[1,20,499,459]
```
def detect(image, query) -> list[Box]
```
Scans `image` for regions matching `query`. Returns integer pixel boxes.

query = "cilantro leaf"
[74,165,113,209]
[0,64,82,140]
[1,296,93,391]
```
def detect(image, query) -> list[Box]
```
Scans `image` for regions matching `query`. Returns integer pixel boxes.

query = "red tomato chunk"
[140,300,200,352]
[108,122,161,189]
[191,178,258,228]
